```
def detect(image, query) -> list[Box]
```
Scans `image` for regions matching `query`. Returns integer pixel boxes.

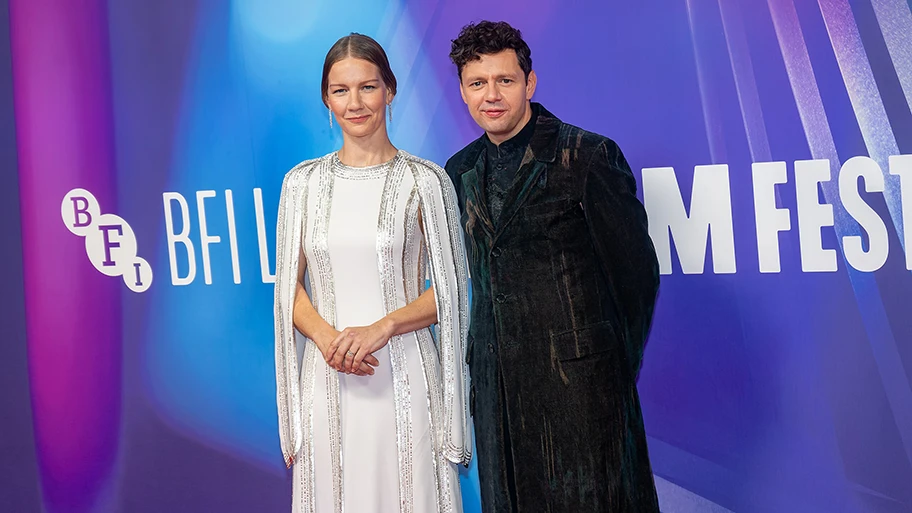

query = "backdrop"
[4,0,912,512]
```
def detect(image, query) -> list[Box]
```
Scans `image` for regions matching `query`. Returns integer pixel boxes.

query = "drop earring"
[388,103,392,124]
[328,108,333,129]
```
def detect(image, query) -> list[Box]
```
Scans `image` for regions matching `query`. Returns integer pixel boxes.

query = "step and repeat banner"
[7,0,912,512]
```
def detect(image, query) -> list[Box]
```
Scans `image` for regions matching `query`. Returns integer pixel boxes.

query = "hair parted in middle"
[321,33,397,106]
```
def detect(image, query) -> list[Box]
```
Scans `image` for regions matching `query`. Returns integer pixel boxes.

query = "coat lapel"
[457,140,496,244]
[493,104,561,241]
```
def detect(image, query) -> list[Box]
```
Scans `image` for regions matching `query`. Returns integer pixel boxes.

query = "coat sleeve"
[414,159,472,466]
[274,167,305,466]
[581,139,660,379]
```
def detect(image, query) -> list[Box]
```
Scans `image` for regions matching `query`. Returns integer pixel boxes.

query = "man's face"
[459,50,537,145]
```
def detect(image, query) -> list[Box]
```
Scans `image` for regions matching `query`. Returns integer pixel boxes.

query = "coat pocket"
[550,321,617,362]
[521,197,580,219]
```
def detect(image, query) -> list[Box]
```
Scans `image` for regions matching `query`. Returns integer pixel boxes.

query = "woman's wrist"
[376,317,397,339]
[311,325,339,349]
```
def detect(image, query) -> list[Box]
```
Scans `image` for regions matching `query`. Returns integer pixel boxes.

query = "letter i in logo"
[61,188,153,292]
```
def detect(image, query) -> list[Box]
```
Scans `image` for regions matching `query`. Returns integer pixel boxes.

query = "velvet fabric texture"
[445,103,661,512]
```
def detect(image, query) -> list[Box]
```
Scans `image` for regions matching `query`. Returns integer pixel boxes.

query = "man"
[445,21,661,512]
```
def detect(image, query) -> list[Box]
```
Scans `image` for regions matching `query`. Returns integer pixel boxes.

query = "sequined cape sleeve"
[407,153,472,465]
[274,158,320,466]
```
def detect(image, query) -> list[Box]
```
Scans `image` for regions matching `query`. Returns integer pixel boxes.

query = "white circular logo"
[61,188,101,237]
[61,188,153,293]
[124,257,153,293]
[84,213,139,277]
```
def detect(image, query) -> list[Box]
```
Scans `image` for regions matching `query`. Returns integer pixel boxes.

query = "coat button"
[491,247,502,258]
[487,343,496,354]
[495,293,507,304]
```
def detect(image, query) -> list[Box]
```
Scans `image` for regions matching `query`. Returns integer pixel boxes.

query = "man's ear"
[525,70,537,100]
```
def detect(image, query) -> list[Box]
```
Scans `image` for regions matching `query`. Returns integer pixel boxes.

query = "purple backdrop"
[0,0,40,510]
[4,1,912,512]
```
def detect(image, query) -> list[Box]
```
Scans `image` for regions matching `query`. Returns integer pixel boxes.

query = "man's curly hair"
[449,21,532,81]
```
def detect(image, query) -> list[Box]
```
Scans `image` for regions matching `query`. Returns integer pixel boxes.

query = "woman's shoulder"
[398,150,446,178]
[282,153,334,183]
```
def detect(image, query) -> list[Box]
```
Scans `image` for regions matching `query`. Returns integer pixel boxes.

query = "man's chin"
[471,115,499,130]
[477,122,510,138]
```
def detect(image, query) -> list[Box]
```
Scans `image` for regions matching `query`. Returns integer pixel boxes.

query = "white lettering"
[163,192,196,285]
[196,190,220,285]
[225,189,241,284]
[643,165,736,275]
[889,154,912,270]
[254,188,276,284]
[840,157,888,272]
[795,160,837,272]
[752,162,791,273]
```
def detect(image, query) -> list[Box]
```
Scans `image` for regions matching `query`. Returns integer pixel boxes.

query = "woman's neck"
[338,131,398,167]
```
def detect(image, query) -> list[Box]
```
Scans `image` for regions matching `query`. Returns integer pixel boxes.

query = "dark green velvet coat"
[445,104,661,512]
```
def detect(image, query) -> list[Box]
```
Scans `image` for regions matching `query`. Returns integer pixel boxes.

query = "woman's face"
[325,57,393,139]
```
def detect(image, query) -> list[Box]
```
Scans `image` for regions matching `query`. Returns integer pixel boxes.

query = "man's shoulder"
[555,119,618,154]
[444,137,484,179]
[533,103,618,155]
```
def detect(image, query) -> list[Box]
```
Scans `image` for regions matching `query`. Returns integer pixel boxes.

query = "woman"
[273,33,470,513]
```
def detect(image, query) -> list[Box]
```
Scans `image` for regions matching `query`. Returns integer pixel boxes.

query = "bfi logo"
[61,188,153,292]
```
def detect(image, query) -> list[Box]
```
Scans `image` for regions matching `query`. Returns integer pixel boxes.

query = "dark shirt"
[483,109,538,224]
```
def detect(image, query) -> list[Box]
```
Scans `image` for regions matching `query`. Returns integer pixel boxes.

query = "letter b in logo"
[62,188,101,237]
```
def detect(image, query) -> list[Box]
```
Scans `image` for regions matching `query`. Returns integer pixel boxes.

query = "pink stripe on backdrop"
[9,0,122,511]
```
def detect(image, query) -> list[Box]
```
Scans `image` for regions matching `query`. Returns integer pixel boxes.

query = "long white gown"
[273,150,471,513]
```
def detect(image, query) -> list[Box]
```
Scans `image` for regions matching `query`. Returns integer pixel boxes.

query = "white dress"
[273,150,471,513]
